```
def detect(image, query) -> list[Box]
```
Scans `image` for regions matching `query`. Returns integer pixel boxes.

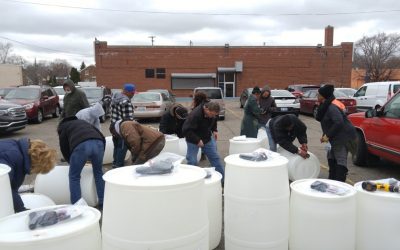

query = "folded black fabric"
[239,152,268,161]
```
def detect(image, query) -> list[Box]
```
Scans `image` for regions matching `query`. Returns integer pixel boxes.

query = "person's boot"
[328,158,336,180]
[335,165,348,182]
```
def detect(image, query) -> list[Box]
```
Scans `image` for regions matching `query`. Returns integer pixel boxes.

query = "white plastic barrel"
[0,205,101,250]
[102,164,209,250]
[355,181,400,250]
[0,164,13,218]
[278,148,320,181]
[34,165,98,206]
[103,136,130,165]
[204,169,223,250]
[228,137,262,155]
[290,179,356,250]
[20,193,56,210]
[160,135,180,154]
[224,154,289,250]
[178,138,201,162]
[257,128,269,149]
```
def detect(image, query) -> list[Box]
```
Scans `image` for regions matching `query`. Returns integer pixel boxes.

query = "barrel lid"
[0,205,100,243]
[291,179,356,198]
[103,164,206,187]
[229,137,262,144]
[286,152,320,181]
[0,164,11,175]
[224,154,288,168]
[354,181,400,199]
[165,134,179,141]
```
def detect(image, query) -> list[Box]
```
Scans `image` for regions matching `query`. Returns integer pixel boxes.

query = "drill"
[361,181,400,193]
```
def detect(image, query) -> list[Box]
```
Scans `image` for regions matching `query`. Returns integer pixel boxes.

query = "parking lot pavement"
[3,99,399,190]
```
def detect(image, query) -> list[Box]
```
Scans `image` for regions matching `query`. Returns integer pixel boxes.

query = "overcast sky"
[1,0,400,67]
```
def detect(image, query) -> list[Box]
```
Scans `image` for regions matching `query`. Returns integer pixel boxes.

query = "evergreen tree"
[80,61,86,71]
[69,67,80,83]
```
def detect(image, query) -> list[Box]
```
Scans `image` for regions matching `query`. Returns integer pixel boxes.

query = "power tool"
[361,181,400,193]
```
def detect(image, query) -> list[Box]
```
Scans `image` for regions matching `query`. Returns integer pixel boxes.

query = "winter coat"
[182,104,218,145]
[258,88,277,125]
[159,103,185,138]
[0,138,31,212]
[76,102,105,130]
[62,80,89,118]
[119,121,165,163]
[240,94,263,138]
[58,117,105,162]
[269,114,308,154]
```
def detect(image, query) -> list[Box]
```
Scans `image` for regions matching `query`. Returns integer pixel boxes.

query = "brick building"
[80,65,96,82]
[94,26,353,97]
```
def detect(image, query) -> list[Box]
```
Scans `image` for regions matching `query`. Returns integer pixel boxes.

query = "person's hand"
[197,140,204,148]
[320,134,329,143]
[213,132,218,140]
[298,148,309,159]
[300,143,308,152]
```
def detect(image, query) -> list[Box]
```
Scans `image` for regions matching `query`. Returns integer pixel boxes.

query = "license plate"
[281,107,288,111]
[137,107,146,111]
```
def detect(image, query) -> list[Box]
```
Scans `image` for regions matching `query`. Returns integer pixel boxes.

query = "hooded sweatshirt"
[159,103,186,138]
[62,80,89,118]
[258,86,277,124]
[110,92,134,124]
[76,102,105,130]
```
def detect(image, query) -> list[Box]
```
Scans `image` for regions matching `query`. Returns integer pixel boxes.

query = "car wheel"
[35,109,43,124]
[52,106,60,118]
[313,106,318,119]
[352,131,367,166]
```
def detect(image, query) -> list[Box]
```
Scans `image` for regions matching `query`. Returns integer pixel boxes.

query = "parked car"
[286,84,320,98]
[0,100,27,133]
[239,88,253,108]
[132,92,173,119]
[336,87,357,98]
[81,86,112,122]
[0,87,16,99]
[4,85,59,123]
[348,91,400,166]
[353,81,400,112]
[147,89,176,103]
[270,89,300,117]
[193,87,225,120]
[300,89,357,118]
[54,85,81,111]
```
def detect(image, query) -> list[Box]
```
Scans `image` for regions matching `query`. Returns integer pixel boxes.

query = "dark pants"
[327,142,349,182]
[112,135,128,168]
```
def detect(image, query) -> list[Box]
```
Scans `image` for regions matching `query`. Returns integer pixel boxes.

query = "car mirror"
[365,109,377,118]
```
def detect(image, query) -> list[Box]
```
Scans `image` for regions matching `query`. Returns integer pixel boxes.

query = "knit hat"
[252,86,261,94]
[318,84,334,99]
[261,85,271,92]
[175,106,188,120]
[123,83,136,93]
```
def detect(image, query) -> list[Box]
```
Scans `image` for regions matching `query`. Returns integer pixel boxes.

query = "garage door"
[171,73,216,90]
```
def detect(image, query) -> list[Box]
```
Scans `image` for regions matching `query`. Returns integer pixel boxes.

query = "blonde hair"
[29,139,57,174]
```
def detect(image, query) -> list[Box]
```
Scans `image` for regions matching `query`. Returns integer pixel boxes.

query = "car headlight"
[23,103,34,110]
[0,110,8,116]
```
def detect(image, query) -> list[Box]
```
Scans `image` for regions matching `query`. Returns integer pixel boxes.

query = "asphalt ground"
[3,98,399,249]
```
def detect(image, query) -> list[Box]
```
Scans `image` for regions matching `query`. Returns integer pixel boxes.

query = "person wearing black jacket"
[159,104,188,138]
[269,114,309,158]
[182,101,224,181]
[58,116,106,206]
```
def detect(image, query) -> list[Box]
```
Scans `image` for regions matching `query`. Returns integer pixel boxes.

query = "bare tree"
[354,33,400,82]
[0,42,13,64]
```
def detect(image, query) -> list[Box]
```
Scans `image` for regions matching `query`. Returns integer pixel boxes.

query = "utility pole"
[149,36,156,46]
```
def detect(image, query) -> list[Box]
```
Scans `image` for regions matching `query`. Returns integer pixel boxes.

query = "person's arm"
[0,157,26,212]
[58,130,71,163]
[182,113,201,144]
[296,118,308,145]
[326,106,344,139]
[249,97,263,116]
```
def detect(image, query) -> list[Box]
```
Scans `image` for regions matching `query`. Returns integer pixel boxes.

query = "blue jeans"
[186,138,225,183]
[112,136,128,167]
[262,122,277,152]
[69,139,105,205]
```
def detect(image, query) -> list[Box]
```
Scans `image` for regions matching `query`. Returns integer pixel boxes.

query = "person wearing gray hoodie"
[76,101,105,130]
[62,79,89,118]
[258,85,277,151]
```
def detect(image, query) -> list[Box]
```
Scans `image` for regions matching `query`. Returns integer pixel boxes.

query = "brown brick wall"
[94,41,353,97]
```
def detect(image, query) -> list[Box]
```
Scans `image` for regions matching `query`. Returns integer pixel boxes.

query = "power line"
[2,0,400,16]
[0,35,92,57]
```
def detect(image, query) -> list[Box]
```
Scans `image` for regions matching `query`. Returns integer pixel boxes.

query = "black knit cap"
[252,86,261,94]
[318,84,334,99]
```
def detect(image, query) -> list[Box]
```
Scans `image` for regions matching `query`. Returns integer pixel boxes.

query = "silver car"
[133,92,173,119]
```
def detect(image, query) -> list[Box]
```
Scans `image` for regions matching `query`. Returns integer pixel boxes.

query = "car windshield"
[271,90,295,97]
[394,84,400,94]
[5,88,40,100]
[195,89,222,99]
[81,88,103,99]
[333,90,348,98]
[301,86,319,92]
[54,88,65,95]
[133,92,161,102]
[0,88,13,97]
[148,89,167,95]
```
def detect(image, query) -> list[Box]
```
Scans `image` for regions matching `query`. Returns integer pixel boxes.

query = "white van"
[353,81,400,111]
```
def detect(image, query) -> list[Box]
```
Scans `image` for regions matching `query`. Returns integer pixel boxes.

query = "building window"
[145,69,155,78]
[156,68,166,79]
